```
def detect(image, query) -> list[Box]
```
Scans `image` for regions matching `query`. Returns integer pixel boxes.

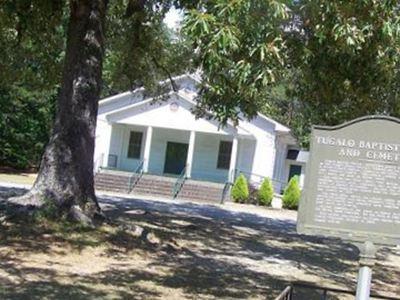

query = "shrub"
[282,176,301,210]
[231,174,249,203]
[258,178,274,206]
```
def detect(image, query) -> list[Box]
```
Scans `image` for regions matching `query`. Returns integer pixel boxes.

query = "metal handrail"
[220,168,237,204]
[128,160,145,192]
[275,285,293,300]
[235,168,286,186]
[220,181,233,204]
[172,165,187,199]
[234,168,288,194]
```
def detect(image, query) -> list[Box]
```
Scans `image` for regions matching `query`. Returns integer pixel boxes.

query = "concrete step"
[94,172,131,193]
[134,182,174,189]
[178,182,224,203]
[132,186,172,192]
[95,172,226,202]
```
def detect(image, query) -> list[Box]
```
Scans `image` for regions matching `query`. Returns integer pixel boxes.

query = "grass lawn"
[0,187,399,299]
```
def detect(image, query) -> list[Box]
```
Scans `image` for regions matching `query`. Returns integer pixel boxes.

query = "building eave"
[257,112,291,133]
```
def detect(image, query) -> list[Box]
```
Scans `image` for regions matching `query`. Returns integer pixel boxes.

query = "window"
[127,131,143,159]
[286,149,299,160]
[217,141,232,169]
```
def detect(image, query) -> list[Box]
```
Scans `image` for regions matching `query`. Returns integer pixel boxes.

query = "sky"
[163,7,183,29]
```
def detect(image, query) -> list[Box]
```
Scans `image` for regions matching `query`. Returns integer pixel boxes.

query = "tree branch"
[125,0,146,18]
[151,56,178,92]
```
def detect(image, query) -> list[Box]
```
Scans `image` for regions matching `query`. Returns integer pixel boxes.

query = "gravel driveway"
[0,184,399,300]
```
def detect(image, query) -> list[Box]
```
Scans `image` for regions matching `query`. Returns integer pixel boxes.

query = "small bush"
[231,174,249,203]
[258,178,274,206]
[282,176,301,210]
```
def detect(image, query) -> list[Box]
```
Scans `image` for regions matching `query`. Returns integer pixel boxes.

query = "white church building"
[94,74,307,198]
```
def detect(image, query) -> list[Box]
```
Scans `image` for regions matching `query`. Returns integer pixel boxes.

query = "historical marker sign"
[297,116,400,246]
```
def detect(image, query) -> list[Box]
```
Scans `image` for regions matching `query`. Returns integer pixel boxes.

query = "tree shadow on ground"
[0,187,398,299]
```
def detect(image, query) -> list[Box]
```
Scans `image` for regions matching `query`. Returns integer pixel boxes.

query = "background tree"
[183,0,289,125]
[286,0,400,145]
[0,1,64,169]
[4,0,194,223]
[184,0,400,145]
[103,1,194,96]
[0,0,193,170]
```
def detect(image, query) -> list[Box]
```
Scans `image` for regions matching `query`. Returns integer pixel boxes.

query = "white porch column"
[186,131,196,178]
[143,126,153,173]
[102,122,113,168]
[229,136,239,182]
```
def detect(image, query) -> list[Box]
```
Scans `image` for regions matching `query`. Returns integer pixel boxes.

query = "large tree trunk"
[11,0,108,223]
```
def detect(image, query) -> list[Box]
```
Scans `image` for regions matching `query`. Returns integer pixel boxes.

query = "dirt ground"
[0,185,399,300]
[0,173,36,186]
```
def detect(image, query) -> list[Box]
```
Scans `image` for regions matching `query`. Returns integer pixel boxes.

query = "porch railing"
[128,160,145,193]
[275,285,293,300]
[220,169,287,204]
[234,168,287,194]
[220,181,233,204]
[172,165,187,199]
[220,169,235,204]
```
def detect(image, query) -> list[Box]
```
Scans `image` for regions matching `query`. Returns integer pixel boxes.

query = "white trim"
[174,91,253,136]
[186,131,196,178]
[104,92,174,119]
[143,126,153,172]
[229,136,239,182]
[99,73,201,106]
[104,90,253,137]
[257,112,290,132]
[99,90,143,106]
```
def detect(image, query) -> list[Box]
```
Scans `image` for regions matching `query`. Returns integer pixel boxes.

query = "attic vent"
[169,102,179,112]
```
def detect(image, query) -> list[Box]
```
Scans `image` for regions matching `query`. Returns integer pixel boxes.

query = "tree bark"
[11,0,108,223]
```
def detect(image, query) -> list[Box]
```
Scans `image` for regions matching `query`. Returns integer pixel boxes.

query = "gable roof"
[98,73,291,135]
[105,91,252,136]
[99,74,200,107]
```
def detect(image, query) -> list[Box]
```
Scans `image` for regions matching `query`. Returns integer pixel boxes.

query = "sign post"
[355,241,377,300]
[356,266,372,300]
[297,116,400,297]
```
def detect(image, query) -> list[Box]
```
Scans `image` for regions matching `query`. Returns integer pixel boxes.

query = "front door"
[164,142,188,175]
[288,164,302,182]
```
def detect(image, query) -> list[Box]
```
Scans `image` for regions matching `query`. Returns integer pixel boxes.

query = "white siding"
[191,133,231,183]
[238,117,277,181]
[94,118,112,169]
[118,125,147,172]
[236,138,256,175]
[108,125,124,168]
[148,128,190,175]
[272,137,289,192]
